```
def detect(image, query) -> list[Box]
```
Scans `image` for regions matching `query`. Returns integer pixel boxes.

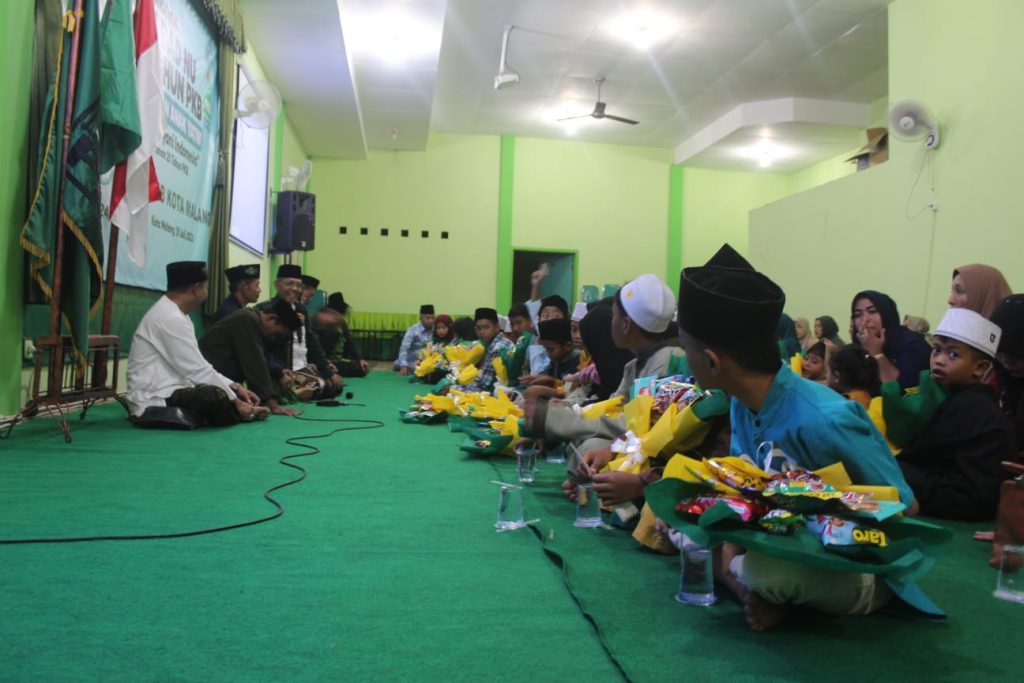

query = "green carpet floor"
[1,372,1022,682]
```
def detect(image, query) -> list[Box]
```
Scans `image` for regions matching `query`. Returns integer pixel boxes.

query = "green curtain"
[203,42,238,315]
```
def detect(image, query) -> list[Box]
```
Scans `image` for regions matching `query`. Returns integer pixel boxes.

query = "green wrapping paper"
[645,477,953,610]
[448,415,482,433]
[456,424,513,456]
[398,409,449,425]
[458,434,513,456]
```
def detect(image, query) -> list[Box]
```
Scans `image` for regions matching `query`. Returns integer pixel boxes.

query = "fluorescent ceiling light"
[739,141,793,169]
[606,9,679,50]
[344,6,442,65]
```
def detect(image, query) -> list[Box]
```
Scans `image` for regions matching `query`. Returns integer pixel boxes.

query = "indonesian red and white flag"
[110,0,164,267]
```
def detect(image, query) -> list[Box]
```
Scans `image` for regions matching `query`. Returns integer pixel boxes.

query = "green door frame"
[508,247,579,307]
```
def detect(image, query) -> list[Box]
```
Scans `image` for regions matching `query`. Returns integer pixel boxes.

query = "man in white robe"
[127,261,265,425]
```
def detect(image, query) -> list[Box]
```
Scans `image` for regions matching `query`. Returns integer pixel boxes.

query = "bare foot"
[743,592,788,632]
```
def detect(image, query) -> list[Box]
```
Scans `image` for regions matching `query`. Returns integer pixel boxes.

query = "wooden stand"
[11,335,130,443]
[4,1,132,443]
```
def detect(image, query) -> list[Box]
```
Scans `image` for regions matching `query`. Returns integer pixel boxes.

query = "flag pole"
[92,219,119,388]
[101,227,118,334]
[47,0,86,396]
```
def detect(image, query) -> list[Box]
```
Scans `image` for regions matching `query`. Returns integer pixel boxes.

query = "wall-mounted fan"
[559,77,639,125]
[282,159,313,191]
[889,100,939,149]
[236,79,282,129]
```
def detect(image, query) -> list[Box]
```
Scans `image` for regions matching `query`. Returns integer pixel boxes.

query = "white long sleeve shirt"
[126,296,236,416]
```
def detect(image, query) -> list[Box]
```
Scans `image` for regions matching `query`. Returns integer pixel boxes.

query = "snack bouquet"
[646,456,953,588]
[458,417,515,456]
[413,347,445,379]
[606,376,728,475]
[415,341,487,386]
[445,342,485,368]
[399,391,456,424]
[403,389,523,427]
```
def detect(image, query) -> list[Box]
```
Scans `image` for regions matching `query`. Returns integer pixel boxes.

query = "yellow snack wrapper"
[457,364,480,386]
[662,454,709,484]
[623,394,655,438]
[493,356,509,387]
[449,389,484,416]
[868,396,901,455]
[413,393,457,415]
[473,390,523,420]
[414,352,441,378]
[446,343,485,368]
[579,395,624,420]
[489,414,520,440]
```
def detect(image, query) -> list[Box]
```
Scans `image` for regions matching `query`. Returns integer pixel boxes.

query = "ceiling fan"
[559,77,639,126]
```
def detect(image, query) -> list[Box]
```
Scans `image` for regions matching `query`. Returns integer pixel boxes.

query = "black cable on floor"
[487,459,635,683]
[0,416,385,545]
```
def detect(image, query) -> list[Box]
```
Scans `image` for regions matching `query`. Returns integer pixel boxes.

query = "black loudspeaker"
[274,191,316,251]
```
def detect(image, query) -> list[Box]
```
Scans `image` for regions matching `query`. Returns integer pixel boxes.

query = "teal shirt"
[542,349,581,380]
[730,365,914,505]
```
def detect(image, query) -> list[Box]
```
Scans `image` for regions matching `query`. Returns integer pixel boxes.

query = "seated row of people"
[411,246,1021,631]
[127,261,370,425]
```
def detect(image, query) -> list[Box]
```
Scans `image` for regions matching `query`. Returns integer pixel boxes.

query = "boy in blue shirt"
[675,244,918,631]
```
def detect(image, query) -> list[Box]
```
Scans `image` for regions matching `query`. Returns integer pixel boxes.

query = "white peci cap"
[618,274,676,334]
[935,307,1001,357]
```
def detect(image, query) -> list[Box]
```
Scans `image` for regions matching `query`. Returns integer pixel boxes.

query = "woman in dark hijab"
[777,313,801,358]
[814,315,845,347]
[578,299,634,400]
[452,316,477,341]
[850,290,932,392]
[991,295,1024,450]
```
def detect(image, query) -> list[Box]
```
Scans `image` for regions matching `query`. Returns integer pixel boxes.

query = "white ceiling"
[239,0,891,172]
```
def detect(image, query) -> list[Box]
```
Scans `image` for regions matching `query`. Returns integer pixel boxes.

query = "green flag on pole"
[21,4,105,379]
[99,0,141,174]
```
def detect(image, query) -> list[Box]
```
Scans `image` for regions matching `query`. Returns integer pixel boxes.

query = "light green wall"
[307,131,813,315]
[750,0,1024,330]
[787,151,856,196]
[787,96,890,195]
[512,138,673,290]
[680,167,793,267]
[0,0,34,415]
[305,134,500,315]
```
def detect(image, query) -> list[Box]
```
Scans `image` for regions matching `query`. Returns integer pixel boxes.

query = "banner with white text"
[101,0,220,290]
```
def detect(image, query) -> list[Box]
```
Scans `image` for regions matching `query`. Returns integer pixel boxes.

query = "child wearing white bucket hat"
[898,307,1018,521]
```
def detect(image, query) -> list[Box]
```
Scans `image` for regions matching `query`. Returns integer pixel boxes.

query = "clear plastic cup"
[675,542,717,606]
[574,483,603,528]
[994,543,1024,603]
[495,485,525,531]
[545,443,567,465]
[516,449,536,483]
